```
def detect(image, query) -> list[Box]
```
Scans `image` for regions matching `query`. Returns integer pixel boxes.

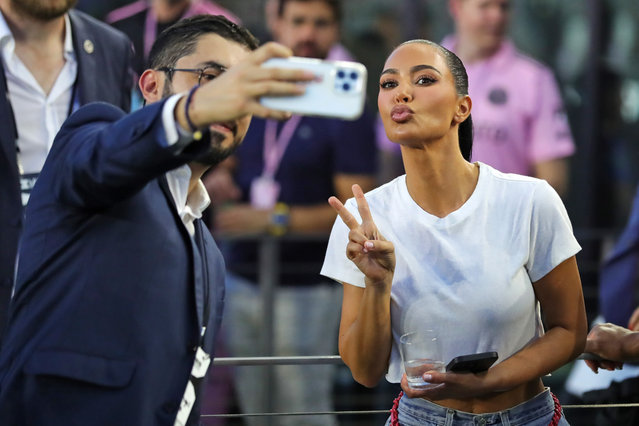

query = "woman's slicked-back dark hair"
[398,39,473,161]
[148,15,259,73]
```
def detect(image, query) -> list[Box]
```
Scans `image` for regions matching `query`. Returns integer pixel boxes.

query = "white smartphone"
[259,57,367,120]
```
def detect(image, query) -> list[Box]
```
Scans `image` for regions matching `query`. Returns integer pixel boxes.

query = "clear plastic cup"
[399,330,445,389]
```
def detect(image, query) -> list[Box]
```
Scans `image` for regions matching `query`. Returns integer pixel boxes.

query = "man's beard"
[194,130,240,166]
[162,80,239,167]
[11,0,77,20]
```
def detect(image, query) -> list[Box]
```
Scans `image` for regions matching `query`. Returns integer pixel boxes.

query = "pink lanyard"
[143,9,156,59]
[262,115,302,178]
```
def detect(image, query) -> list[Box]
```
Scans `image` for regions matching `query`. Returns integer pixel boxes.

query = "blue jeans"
[385,388,570,426]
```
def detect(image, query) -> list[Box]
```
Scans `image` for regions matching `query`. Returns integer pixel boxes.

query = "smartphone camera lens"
[334,68,358,94]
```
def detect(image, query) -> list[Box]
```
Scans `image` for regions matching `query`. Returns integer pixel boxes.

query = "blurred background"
[75,0,639,424]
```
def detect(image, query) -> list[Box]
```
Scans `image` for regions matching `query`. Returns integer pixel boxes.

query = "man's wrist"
[622,332,639,362]
[184,85,201,133]
[173,92,203,143]
[163,94,193,147]
[174,95,190,133]
[269,202,290,236]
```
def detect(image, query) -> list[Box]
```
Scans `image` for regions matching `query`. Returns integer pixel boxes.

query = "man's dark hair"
[148,15,259,72]
[278,0,341,22]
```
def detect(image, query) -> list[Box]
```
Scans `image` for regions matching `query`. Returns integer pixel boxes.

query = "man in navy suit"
[0,0,134,344]
[0,14,311,425]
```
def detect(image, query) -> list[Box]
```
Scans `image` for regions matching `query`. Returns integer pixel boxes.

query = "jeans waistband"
[397,388,559,426]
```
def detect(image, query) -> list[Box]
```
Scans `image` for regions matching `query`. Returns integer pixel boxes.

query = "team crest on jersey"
[488,87,508,105]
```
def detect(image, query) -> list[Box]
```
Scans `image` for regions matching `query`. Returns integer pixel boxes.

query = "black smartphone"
[446,351,498,373]
[578,353,609,362]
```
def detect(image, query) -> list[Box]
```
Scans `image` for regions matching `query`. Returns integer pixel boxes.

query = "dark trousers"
[562,376,639,426]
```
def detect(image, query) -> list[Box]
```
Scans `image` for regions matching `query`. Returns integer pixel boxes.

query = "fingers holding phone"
[400,349,499,400]
[185,42,317,126]
[446,352,499,374]
[259,56,368,120]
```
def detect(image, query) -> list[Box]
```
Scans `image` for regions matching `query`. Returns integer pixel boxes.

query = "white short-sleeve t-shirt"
[320,162,581,383]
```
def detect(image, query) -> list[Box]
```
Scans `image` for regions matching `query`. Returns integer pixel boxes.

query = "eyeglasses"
[158,65,225,85]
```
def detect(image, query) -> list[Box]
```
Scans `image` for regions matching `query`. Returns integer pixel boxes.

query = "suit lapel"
[68,10,97,105]
[158,174,175,210]
[158,175,205,328]
[192,220,207,332]
[0,62,18,179]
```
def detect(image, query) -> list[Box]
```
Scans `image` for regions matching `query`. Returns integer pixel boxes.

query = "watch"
[269,202,290,236]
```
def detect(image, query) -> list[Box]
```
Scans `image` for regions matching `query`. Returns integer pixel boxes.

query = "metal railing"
[202,354,639,422]
[205,228,625,424]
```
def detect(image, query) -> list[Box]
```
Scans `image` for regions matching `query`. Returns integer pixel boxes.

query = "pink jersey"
[377,38,575,176]
[106,1,241,59]
[106,0,241,24]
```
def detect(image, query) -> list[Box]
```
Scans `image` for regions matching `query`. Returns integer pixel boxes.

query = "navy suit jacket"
[0,101,226,425]
[599,186,639,326]
[0,9,134,342]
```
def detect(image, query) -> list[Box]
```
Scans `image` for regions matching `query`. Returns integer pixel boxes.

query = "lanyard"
[143,8,156,60]
[144,3,199,59]
[262,115,302,178]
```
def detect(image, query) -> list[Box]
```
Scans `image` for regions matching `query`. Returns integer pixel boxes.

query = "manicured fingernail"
[423,374,432,381]
[365,241,374,249]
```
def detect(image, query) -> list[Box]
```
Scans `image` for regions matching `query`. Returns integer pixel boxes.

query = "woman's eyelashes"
[379,75,437,89]
[380,79,397,89]
[415,75,437,85]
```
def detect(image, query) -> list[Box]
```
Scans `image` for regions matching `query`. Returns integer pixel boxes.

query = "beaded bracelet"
[184,85,203,140]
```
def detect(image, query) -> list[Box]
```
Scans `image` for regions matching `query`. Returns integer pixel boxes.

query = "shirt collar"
[188,179,211,219]
[0,10,12,48]
[166,164,211,219]
[63,14,74,59]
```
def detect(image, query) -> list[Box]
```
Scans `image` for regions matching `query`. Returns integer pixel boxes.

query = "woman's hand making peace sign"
[328,184,396,288]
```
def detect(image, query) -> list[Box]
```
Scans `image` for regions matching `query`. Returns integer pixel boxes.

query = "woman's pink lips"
[391,105,414,123]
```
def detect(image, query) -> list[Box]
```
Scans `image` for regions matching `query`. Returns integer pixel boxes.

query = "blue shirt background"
[226,109,378,285]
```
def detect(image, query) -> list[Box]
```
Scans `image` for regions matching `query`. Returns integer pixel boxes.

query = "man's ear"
[454,95,472,124]
[139,69,164,104]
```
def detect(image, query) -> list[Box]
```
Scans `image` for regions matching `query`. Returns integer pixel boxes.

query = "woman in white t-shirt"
[321,39,587,425]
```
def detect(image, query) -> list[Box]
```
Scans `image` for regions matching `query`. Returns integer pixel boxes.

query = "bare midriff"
[423,378,546,413]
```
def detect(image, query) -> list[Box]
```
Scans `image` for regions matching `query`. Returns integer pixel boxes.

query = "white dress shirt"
[165,164,210,236]
[0,14,78,173]
[0,12,78,205]
[162,93,211,236]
